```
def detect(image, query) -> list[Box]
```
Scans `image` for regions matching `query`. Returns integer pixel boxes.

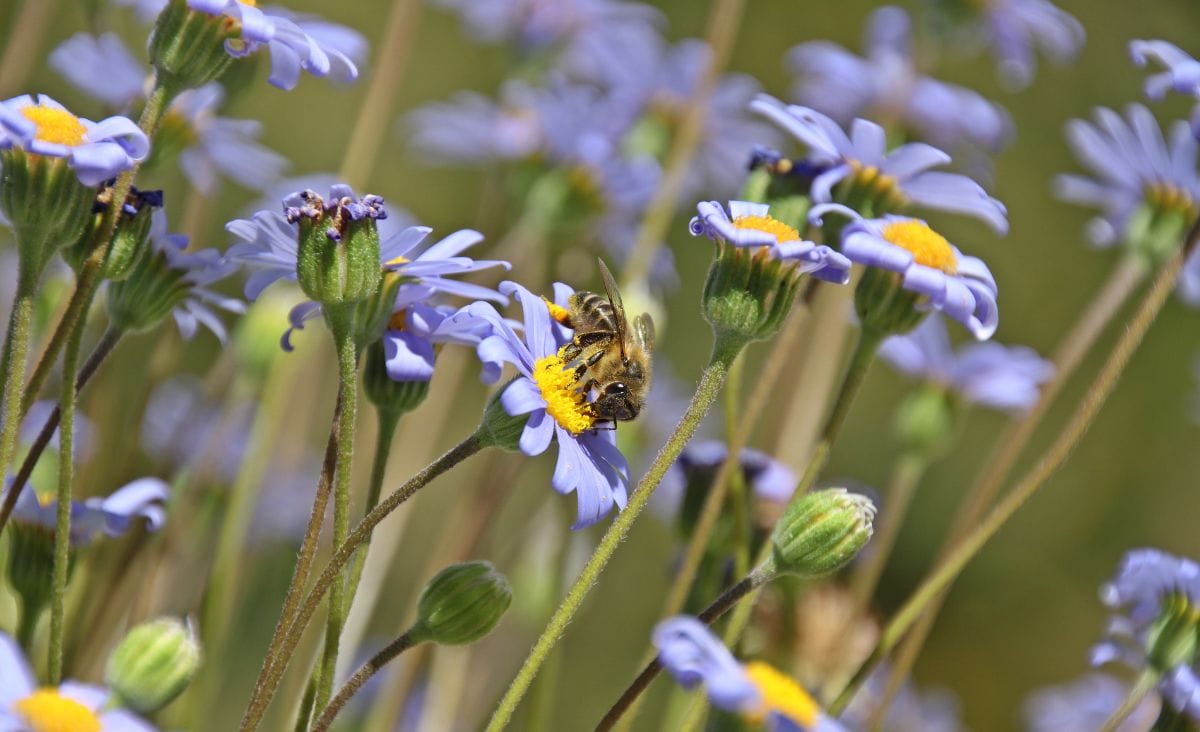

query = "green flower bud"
[363,338,430,416]
[63,185,162,280]
[702,241,804,348]
[1145,591,1200,673]
[477,385,528,452]
[893,384,958,456]
[6,522,57,627]
[289,187,384,307]
[149,0,238,91]
[106,244,189,334]
[0,147,94,279]
[408,561,512,646]
[770,488,876,578]
[105,617,202,714]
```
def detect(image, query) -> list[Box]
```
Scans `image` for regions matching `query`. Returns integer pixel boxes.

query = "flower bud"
[702,241,804,347]
[289,186,384,307]
[477,386,528,452]
[770,488,875,578]
[0,147,94,278]
[893,384,957,456]
[105,617,202,714]
[64,184,162,280]
[106,243,189,334]
[149,0,238,91]
[408,561,512,646]
[5,522,56,624]
[1145,591,1200,673]
[363,338,430,416]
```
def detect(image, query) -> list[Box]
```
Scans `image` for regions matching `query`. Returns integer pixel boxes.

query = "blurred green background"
[4,0,1200,730]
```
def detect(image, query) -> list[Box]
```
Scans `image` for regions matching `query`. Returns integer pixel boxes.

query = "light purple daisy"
[1055,104,1200,248]
[406,81,543,165]
[751,95,1009,234]
[0,94,149,186]
[659,439,797,506]
[1092,548,1200,723]
[689,200,852,284]
[4,478,168,546]
[462,281,630,528]
[1131,40,1200,136]
[787,6,1011,154]
[0,632,156,731]
[977,0,1085,91]
[1023,673,1160,732]
[382,302,505,383]
[654,616,847,731]
[880,314,1053,411]
[811,204,1000,339]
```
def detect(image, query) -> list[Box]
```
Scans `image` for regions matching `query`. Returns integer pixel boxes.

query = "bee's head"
[597,382,639,421]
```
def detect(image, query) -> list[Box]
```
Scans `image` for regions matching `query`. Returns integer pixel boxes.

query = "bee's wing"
[632,313,655,354]
[597,258,629,359]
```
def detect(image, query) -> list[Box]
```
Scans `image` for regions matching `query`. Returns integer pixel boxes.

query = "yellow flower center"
[881,219,957,274]
[543,298,572,326]
[732,215,800,243]
[741,661,819,727]
[384,255,410,267]
[238,0,257,5]
[14,689,102,732]
[1146,182,1198,218]
[532,352,595,435]
[20,105,87,147]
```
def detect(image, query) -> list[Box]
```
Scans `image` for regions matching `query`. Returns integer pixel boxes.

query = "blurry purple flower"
[752,95,1008,233]
[1023,673,1160,732]
[49,32,148,108]
[980,0,1084,91]
[464,281,630,528]
[147,211,246,341]
[880,315,1053,411]
[141,375,252,483]
[1131,40,1200,136]
[383,302,505,383]
[5,478,168,546]
[406,81,543,165]
[1092,548,1200,723]
[0,632,156,731]
[0,94,149,186]
[689,200,852,283]
[811,205,1000,339]
[840,663,964,732]
[1055,104,1199,248]
[20,400,97,464]
[787,6,1011,153]
[659,439,797,506]
[432,0,664,85]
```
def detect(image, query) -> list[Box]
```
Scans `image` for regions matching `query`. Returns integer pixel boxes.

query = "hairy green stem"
[596,566,773,731]
[239,432,486,731]
[484,339,743,732]
[828,233,1196,716]
[342,406,401,615]
[0,270,37,503]
[311,631,418,732]
[313,324,361,715]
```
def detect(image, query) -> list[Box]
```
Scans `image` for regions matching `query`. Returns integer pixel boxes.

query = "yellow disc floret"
[881,219,958,274]
[1146,182,1198,219]
[732,215,800,243]
[20,105,87,147]
[741,661,820,727]
[533,353,595,435]
[14,689,102,732]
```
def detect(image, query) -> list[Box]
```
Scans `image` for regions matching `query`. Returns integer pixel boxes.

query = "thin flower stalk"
[239,432,488,731]
[311,630,418,731]
[0,265,39,503]
[828,222,1200,715]
[869,254,1148,715]
[484,341,743,732]
[1099,668,1160,732]
[342,406,403,616]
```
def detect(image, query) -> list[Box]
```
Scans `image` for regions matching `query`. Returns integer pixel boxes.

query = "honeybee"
[557,260,655,423]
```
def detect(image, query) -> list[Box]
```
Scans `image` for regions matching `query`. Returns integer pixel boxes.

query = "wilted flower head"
[0,94,149,186]
[1023,673,1160,732]
[0,632,157,731]
[1092,548,1200,724]
[812,205,999,339]
[654,616,847,731]
[752,95,1008,233]
[5,478,168,546]
[787,6,1011,153]
[1055,104,1199,255]
[464,282,631,528]
[880,314,1053,411]
[1131,40,1200,136]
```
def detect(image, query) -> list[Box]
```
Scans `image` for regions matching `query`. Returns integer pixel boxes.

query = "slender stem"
[239,433,486,732]
[828,233,1196,716]
[1099,668,1159,732]
[485,340,742,732]
[869,254,1148,712]
[847,452,927,613]
[21,270,101,419]
[311,631,419,732]
[241,393,343,732]
[313,326,361,714]
[595,567,772,731]
[342,407,402,614]
[0,271,36,498]
[620,0,746,287]
[47,282,88,683]
[722,354,751,579]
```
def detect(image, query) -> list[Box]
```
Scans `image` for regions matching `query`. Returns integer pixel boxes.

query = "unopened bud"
[105,617,202,714]
[289,186,384,307]
[409,561,512,646]
[770,488,875,578]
